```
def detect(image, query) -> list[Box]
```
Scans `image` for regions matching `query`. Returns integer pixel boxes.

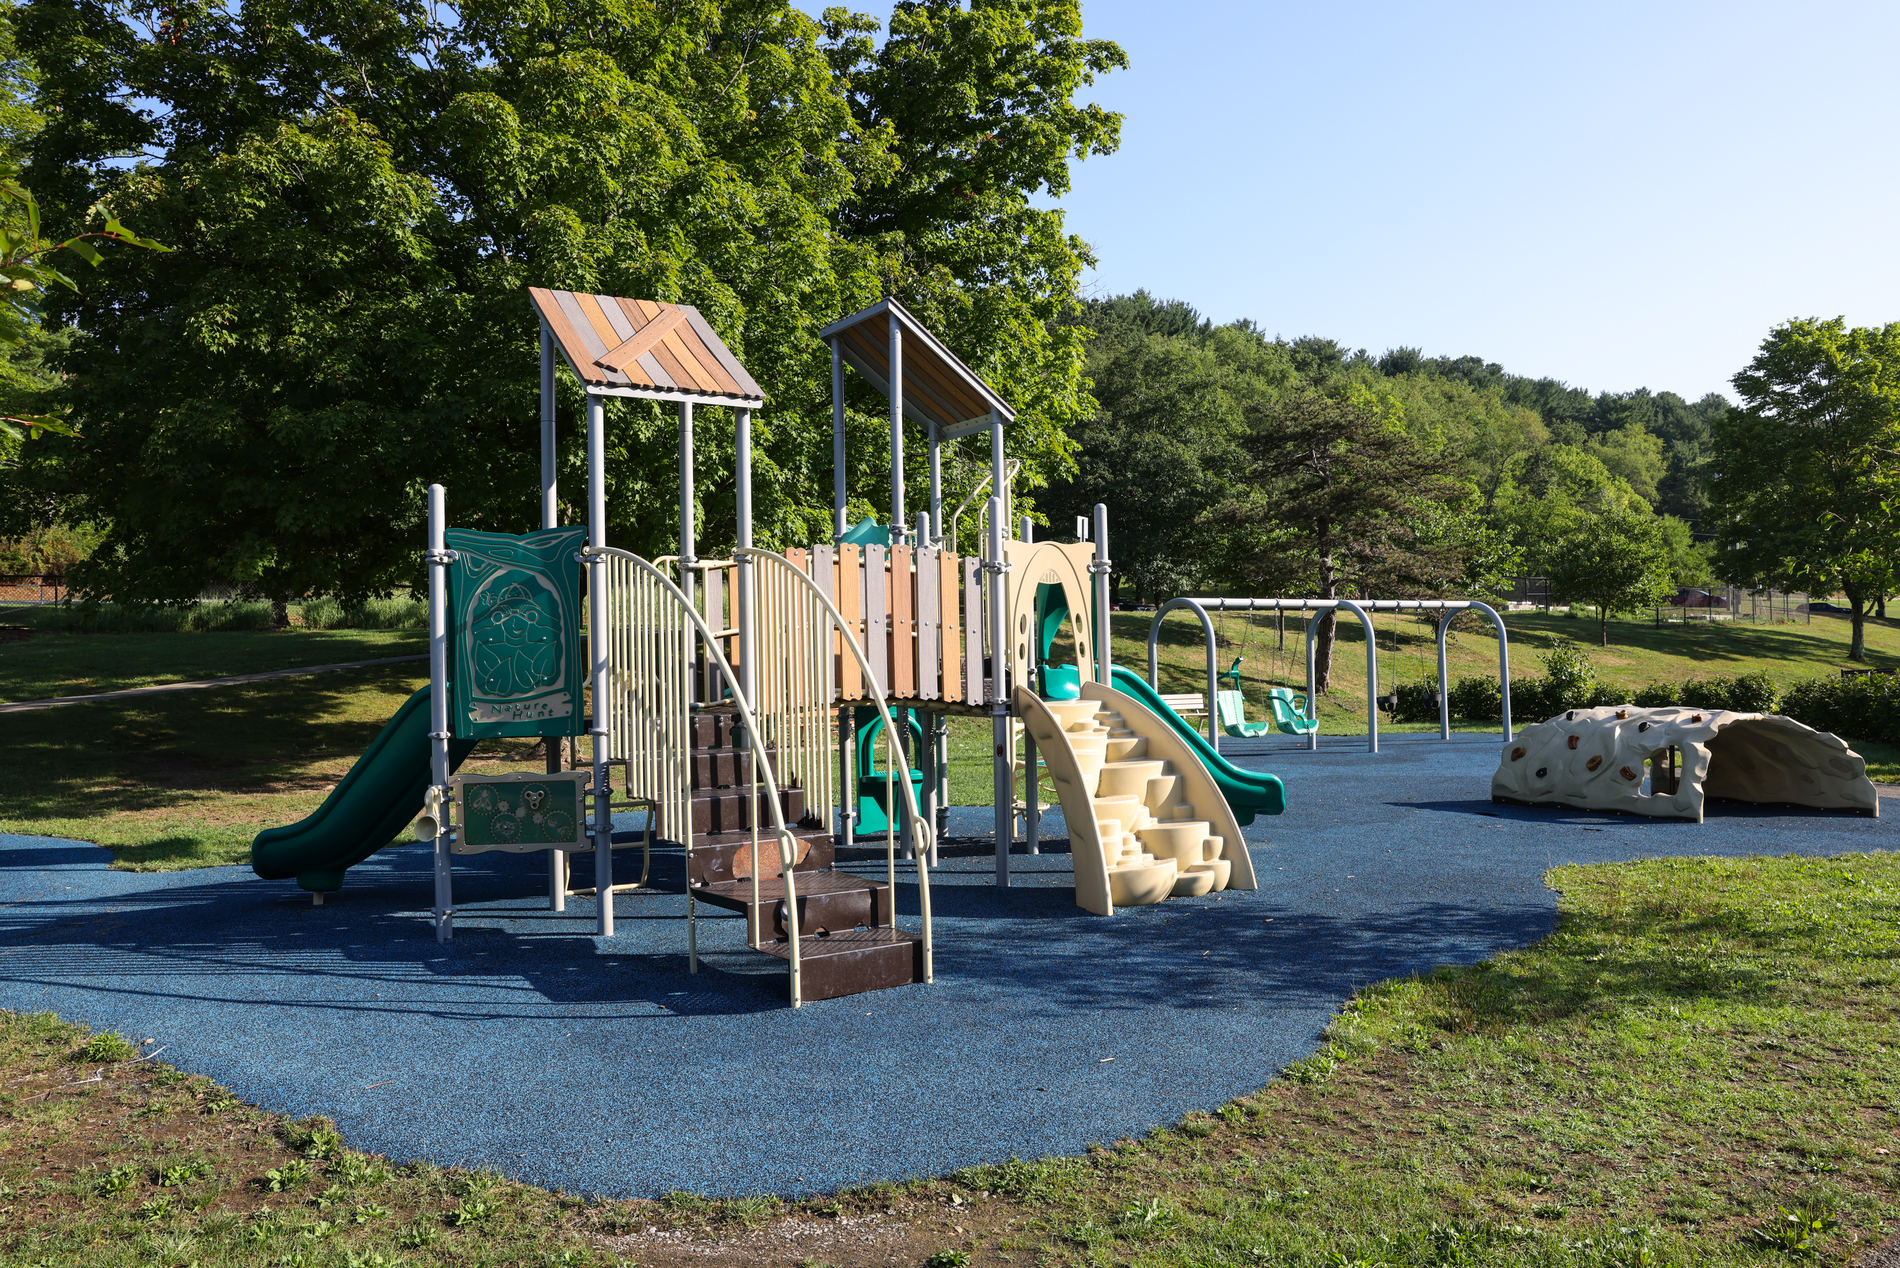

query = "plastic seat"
[1265,687,1320,736]
[1215,690,1273,738]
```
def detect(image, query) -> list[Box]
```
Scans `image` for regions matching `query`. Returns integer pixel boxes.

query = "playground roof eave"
[818,296,1015,438]
[529,287,764,407]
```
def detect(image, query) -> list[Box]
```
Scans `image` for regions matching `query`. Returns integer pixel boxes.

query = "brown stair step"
[687,827,834,885]
[691,871,892,936]
[758,927,925,1002]
[688,711,746,750]
[692,747,781,790]
[684,785,808,836]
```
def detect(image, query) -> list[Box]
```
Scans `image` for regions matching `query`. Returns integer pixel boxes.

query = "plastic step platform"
[759,928,924,1002]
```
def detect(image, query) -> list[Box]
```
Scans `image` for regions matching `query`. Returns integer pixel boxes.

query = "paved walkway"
[0,655,428,713]
[0,736,1890,1197]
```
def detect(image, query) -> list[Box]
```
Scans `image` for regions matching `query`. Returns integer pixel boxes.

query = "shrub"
[1390,682,1440,724]
[80,1030,136,1062]
[1781,675,1900,744]
[1538,638,1598,707]
[1727,670,1780,713]
[300,595,426,630]
[1449,675,1502,722]
[1633,681,1682,708]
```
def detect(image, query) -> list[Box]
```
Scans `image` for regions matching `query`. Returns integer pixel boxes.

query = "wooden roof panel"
[528,287,764,404]
[819,296,1014,428]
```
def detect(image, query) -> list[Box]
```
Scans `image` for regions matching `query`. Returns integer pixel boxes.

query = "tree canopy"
[6,0,1123,609]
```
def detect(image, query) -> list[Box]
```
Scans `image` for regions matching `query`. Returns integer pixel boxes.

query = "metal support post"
[587,392,614,935]
[427,484,454,943]
[1091,504,1111,684]
[831,340,846,539]
[928,428,942,544]
[541,325,566,911]
[986,497,1010,886]
[736,407,755,709]
[889,312,905,543]
[1024,729,1039,854]
[839,707,856,850]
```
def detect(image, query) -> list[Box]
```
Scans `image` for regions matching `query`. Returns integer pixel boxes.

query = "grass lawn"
[4,851,1895,1265]
[0,612,425,704]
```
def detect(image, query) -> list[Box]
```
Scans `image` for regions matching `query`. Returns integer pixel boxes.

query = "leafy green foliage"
[1712,317,1900,661]
[1546,507,1676,646]
[12,0,1120,607]
[77,1030,135,1063]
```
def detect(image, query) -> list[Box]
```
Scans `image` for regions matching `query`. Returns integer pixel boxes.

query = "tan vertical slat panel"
[811,545,836,702]
[864,544,888,694]
[917,546,939,700]
[836,544,862,699]
[963,557,983,702]
[940,550,962,703]
[890,543,915,699]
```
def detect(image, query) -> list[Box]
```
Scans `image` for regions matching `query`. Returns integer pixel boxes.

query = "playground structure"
[253,290,1283,1007]
[1492,705,1879,821]
[1145,597,1517,753]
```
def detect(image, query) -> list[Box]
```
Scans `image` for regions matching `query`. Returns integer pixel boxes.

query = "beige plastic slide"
[1016,683,1257,916]
[1491,704,1878,822]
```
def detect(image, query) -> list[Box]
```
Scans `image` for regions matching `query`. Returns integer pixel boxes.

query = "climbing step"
[690,870,892,938]
[759,927,925,1002]
[685,826,835,885]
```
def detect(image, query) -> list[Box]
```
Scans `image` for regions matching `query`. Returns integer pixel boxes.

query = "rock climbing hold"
[1586,755,1603,771]
[1511,747,1526,761]
[1616,709,1629,720]
[1566,711,1575,721]
[1638,721,1650,732]
[1620,765,1639,781]
[1690,714,1703,723]
[1535,767,1547,778]
[1567,735,1580,749]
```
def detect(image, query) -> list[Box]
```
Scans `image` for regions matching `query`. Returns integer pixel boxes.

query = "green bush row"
[27,595,426,634]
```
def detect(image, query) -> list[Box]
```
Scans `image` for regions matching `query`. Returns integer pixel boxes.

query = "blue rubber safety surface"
[1,734,1892,1199]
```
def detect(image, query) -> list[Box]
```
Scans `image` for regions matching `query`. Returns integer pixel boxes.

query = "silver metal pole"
[1020,516,1032,543]
[831,340,846,539]
[989,413,1004,546]
[1092,504,1111,685]
[1472,600,1513,741]
[1339,599,1377,754]
[736,407,755,709]
[588,393,614,936]
[679,401,695,615]
[928,426,942,545]
[986,496,1010,887]
[840,707,855,850]
[540,323,565,912]
[889,312,905,544]
[1436,614,1452,741]
[1305,610,1321,753]
[1024,728,1038,855]
[427,484,453,943]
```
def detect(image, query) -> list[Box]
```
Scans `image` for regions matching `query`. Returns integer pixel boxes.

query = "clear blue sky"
[828,1,1900,402]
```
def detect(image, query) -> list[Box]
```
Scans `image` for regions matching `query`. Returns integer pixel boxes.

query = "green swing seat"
[1215,690,1273,738]
[1264,687,1320,736]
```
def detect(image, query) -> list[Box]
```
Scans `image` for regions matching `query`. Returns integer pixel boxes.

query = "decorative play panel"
[447,526,586,739]
[450,773,589,854]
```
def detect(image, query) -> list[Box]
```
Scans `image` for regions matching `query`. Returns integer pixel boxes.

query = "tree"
[11,0,1122,610]
[1216,392,1462,691]
[1545,506,1675,646]
[1710,318,1900,661]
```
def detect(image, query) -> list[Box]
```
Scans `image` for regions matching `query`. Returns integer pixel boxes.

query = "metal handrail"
[592,546,811,1006]
[1145,598,1222,751]
[736,546,934,984]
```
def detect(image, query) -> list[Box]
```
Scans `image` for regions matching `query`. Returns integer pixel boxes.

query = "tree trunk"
[1845,582,1869,662]
[1313,538,1338,692]
[1880,593,1889,620]
[271,597,290,629]
[1599,602,1609,648]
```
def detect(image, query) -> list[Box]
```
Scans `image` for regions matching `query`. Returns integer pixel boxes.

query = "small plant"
[137,1193,173,1221]
[1217,1101,1246,1124]
[1120,1195,1176,1230]
[332,1154,391,1187]
[281,1117,343,1160]
[397,1221,442,1249]
[1284,1048,1339,1085]
[158,1159,212,1187]
[352,1203,390,1223]
[924,1252,970,1268]
[449,1196,495,1226]
[263,1160,314,1192]
[96,1164,140,1196]
[79,1030,137,1063]
[1747,1205,1838,1256]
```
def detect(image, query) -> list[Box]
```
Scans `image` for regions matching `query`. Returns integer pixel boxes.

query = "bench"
[1158,692,1206,718]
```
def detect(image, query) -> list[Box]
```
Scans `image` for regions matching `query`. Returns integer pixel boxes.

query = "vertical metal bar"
[889,312,905,543]
[840,706,855,850]
[831,339,846,539]
[1024,729,1039,855]
[928,427,942,544]
[1437,610,1452,741]
[679,400,696,623]
[540,324,567,911]
[987,497,1010,887]
[1472,601,1513,742]
[1340,599,1377,755]
[1092,504,1110,685]
[736,407,755,711]
[1305,610,1321,753]
[588,393,614,936]
[989,414,1004,550]
[428,484,453,943]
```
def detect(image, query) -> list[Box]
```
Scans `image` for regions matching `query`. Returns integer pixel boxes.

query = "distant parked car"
[1806,600,1850,614]
[1669,587,1727,608]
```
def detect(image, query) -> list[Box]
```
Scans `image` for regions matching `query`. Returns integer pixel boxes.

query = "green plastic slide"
[252,685,477,894]
[1108,666,1286,826]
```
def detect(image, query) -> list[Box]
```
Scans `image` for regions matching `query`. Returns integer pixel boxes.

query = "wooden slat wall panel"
[836,545,862,699]
[916,547,939,700]
[890,544,915,698]
[864,545,888,693]
[963,557,983,702]
[940,551,962,703]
